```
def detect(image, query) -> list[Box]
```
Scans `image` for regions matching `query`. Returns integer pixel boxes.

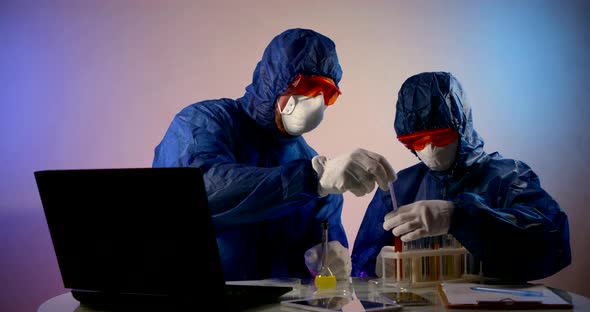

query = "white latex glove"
[375,247,396,278]
[304,240,352,280]
[383,200,454,242]
[312,148,396,197]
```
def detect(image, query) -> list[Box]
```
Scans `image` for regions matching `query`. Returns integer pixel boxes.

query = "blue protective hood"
[237,28,343,134]
[394,72,486,168]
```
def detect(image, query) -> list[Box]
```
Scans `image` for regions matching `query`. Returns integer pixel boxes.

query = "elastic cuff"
[312,155,328,197]
[311,155,326,177]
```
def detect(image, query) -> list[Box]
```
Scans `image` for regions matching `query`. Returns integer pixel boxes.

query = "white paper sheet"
[440,282,569,305]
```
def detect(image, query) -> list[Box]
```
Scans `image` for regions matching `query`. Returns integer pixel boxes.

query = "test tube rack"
[378,234,482,288]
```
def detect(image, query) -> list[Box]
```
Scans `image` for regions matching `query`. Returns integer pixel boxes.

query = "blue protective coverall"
[351,72,571,282]
[152,28,348,281]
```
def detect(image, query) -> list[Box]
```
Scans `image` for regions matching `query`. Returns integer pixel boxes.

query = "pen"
[470,286,544,297]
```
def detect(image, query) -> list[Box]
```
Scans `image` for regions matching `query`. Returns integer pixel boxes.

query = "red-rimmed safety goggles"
[397,128,459,151]
[288,74,342,105]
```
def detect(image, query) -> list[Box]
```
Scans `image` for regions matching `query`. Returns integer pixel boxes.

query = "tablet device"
[280,296,402,312]
[379,291,432,306]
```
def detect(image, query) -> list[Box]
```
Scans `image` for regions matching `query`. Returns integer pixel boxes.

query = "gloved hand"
[383,200,454,242]
[304,240,352,280]
[312,148,396,197]
[375,246,396,278]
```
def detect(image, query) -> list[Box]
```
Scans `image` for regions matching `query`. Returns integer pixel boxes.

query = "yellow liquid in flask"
[314,274,337,289]
[315,220,337,289]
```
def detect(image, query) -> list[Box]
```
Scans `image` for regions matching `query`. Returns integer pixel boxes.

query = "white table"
[38,277,590,312]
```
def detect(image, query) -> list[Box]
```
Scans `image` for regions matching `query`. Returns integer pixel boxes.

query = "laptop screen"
[34,167,226,301]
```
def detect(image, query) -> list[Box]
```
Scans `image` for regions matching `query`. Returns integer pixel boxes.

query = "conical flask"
[314,220,337,289]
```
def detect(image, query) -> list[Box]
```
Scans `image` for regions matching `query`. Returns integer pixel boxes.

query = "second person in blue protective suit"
[153,28,395,281]
[351,71,571,282]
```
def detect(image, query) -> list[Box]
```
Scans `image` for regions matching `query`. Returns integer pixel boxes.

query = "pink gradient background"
[2,1,589,311]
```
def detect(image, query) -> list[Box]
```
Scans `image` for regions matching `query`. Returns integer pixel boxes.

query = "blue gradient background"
[2,1,589,311]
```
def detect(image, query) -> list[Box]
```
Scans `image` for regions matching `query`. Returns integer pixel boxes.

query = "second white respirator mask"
[280,94,325,136]
[416,139,459,171]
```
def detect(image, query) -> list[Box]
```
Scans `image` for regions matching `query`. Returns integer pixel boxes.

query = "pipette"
[389,181,403,280]
[389,181,402,253]
[314,220,337,289]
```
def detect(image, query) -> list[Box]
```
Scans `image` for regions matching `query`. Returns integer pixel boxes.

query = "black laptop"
[34,167,292,311]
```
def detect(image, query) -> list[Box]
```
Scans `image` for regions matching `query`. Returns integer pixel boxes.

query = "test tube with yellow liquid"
[314,220,337,289]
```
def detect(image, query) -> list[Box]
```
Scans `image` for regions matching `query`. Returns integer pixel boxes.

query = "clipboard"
[437,282,573,309]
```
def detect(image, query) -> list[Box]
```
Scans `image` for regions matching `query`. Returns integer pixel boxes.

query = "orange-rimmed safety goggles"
[288,74,342,105]
[397,128,459,151]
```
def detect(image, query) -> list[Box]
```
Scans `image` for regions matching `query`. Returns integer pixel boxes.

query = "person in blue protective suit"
[351,71,571,282]
[153,28,395,281]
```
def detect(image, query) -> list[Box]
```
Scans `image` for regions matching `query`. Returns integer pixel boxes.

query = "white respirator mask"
[416,139,459,171]
[280,94,325,136]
